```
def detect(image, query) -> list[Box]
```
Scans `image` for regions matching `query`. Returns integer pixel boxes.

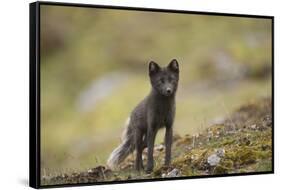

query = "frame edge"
[29,1,40,189]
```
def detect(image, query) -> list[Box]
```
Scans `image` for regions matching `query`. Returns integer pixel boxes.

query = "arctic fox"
[107,59,179,173]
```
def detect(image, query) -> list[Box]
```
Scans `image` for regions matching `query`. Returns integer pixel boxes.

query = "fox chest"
[148,103,174,128]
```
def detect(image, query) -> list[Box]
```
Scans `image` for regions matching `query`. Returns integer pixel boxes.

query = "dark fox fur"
[107,59,179,173]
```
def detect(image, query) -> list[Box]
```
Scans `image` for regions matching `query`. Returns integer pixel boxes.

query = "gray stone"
[207,154,221,166]
[216,148,225,157]
[166,168,181,177]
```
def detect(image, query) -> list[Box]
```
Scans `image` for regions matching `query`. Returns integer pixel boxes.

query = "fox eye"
[160,78,165,83]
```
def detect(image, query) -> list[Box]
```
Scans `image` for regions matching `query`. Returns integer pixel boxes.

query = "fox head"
[148,59,179,97]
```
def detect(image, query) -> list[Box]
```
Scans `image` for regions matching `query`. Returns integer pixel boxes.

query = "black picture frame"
[29,1,274,189]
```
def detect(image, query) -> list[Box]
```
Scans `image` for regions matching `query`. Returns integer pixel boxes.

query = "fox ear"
[149,61,160,75]
[168,59,179,73]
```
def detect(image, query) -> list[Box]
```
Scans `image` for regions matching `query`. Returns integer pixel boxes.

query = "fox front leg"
[164,126,173,166]
[146,127,157,173]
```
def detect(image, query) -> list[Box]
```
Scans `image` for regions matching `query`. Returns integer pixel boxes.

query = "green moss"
[225,150,236,160]
[255,160,272,172]
[190,149,209,168]
[213,165,230,174]
[225,147,257,166]
[222,138,236,146]
[153,167,164,177]
[239,149,257,165]
[221,159,234,168]
[181,164,193,176]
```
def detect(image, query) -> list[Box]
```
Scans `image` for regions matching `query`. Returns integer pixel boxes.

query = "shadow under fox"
[107,59,179,173]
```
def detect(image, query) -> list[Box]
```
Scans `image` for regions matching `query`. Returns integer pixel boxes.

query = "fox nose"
[166,88,172,94]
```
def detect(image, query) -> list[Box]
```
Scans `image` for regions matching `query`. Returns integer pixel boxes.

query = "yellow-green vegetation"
[40,5,272,181]
[152,97,272,177]
[41,97,272,185]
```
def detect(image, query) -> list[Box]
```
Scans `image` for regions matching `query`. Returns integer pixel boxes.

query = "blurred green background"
[40,5,272,176]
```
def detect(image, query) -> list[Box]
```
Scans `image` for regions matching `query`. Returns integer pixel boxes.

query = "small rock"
[166,168,181,177]
[155,144,165,151]
[250,124,257,130]
[262,115,272,127]
[207,154,221,166]
[185,145,193,151]
[87,169,94,173]
[216,148,225,157]
[191,155,195,160]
